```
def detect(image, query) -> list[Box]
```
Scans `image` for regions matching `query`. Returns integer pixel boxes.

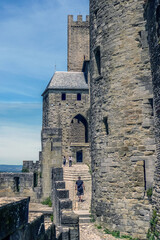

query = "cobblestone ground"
[80,223,121,240]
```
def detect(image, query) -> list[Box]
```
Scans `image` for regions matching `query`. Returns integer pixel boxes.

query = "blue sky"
[0,0,89,165]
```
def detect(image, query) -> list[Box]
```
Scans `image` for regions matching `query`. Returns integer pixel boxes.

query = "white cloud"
[0,101,41,111]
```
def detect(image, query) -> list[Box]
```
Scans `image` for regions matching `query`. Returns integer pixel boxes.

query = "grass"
[50,214,53,222]
[41,196,52,207]
[147,188,153,198]
[96,224,102,229]
[90,215,95,222]
[147,209,159,240]
[103,228,139,239]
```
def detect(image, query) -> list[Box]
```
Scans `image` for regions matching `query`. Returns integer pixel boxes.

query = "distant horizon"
[0,164,22,166]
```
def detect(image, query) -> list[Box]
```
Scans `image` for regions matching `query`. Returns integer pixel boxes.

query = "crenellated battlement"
[67,15,90,72]
[68,15,89,24]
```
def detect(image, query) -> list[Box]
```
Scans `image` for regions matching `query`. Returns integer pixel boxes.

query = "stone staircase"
[74,210,91,224]
[63,164,91,181]
[63,164,92,222]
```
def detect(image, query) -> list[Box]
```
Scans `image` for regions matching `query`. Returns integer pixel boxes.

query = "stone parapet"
[52,167,79,240]
[0,197,56,240]
[0,197,29,240]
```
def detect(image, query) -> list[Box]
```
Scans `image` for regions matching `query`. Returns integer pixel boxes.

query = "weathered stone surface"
[0,173,41,202]
[0,197,29,240]
[145,0,160,234]
[90,0,155,238]
[68,15,90,72]
[52,167,79,239]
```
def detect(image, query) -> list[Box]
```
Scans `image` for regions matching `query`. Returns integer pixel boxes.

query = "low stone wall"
[0,173,42,202]
[0,197,29,240]
[0,197,56,240]
[52,167,79,240]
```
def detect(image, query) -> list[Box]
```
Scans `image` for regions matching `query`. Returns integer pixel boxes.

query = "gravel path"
[80,223,121,240]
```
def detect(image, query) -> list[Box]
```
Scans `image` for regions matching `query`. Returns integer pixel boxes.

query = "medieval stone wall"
[70,119,85,143]
[145,0,160,233]
[41,128,62,199]
[0,173,41,202]
[90,0,156,238]
[42,91,90,165]
[68,15,90,72]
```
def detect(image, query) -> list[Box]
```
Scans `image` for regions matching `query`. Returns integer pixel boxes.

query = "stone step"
[63,171,90,174]
[63,170,90,174]
[79,217,91,223]
[74,210,91,223]
[64,175,91,178]
[63,175,91,178]
[63,178,91,182]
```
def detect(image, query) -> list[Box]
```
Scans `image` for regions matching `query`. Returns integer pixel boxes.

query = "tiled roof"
[45,71,88,91]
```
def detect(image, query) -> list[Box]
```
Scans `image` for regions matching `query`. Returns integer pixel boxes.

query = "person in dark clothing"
[69,156,72,167]
[63,156,66,166]
[75,176,85,202]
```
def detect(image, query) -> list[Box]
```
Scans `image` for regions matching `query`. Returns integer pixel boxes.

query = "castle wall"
[145,0,160,233]
[23,160,40,173]
[90,0,156,238]
[0,173,41,202]
[68,15,90,72]
[41,128,62,199]
[42,91,90,166]
[0,197,56,240]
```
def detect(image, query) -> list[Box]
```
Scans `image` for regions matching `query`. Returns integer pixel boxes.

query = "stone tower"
[67,15,90,72]
[145,0,160,234]
[41,16,90,199]
[90,0,156,238]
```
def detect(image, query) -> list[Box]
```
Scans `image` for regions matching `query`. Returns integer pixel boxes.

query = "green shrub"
[22,168,29,173]
[104,228,112,234]
[147,188,153,198]
[112,230,120,238]
[50,214,53,222]
[104,228,139,239]
[90,215,95,222]
[147,209,159,240]
[96,225,102,229]
[41,196,52,207]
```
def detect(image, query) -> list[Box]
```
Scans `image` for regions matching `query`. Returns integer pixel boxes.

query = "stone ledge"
[70,142,90,147]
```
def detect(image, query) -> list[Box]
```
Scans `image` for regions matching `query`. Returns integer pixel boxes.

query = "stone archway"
[70,114,88,143]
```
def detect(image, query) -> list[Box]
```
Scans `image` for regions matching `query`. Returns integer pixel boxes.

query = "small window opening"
[51,140,53,151]
[71,120,73,123]
[144,160,147,191]
[77,93,81,101]
[103,117,109,135]
[94,8,98,30]
[149,98,154,116]
[34,172,38,187]
[62,93,66,101]
[94,47,101,76]
[14,177,20,192]
[94,8,98,18]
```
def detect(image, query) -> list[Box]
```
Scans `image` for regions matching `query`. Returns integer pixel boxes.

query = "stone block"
[0,197,29,240]
[57,190,69,199]
[61,210,79,226]
[59,199,72,210]
[56,181,65,189]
